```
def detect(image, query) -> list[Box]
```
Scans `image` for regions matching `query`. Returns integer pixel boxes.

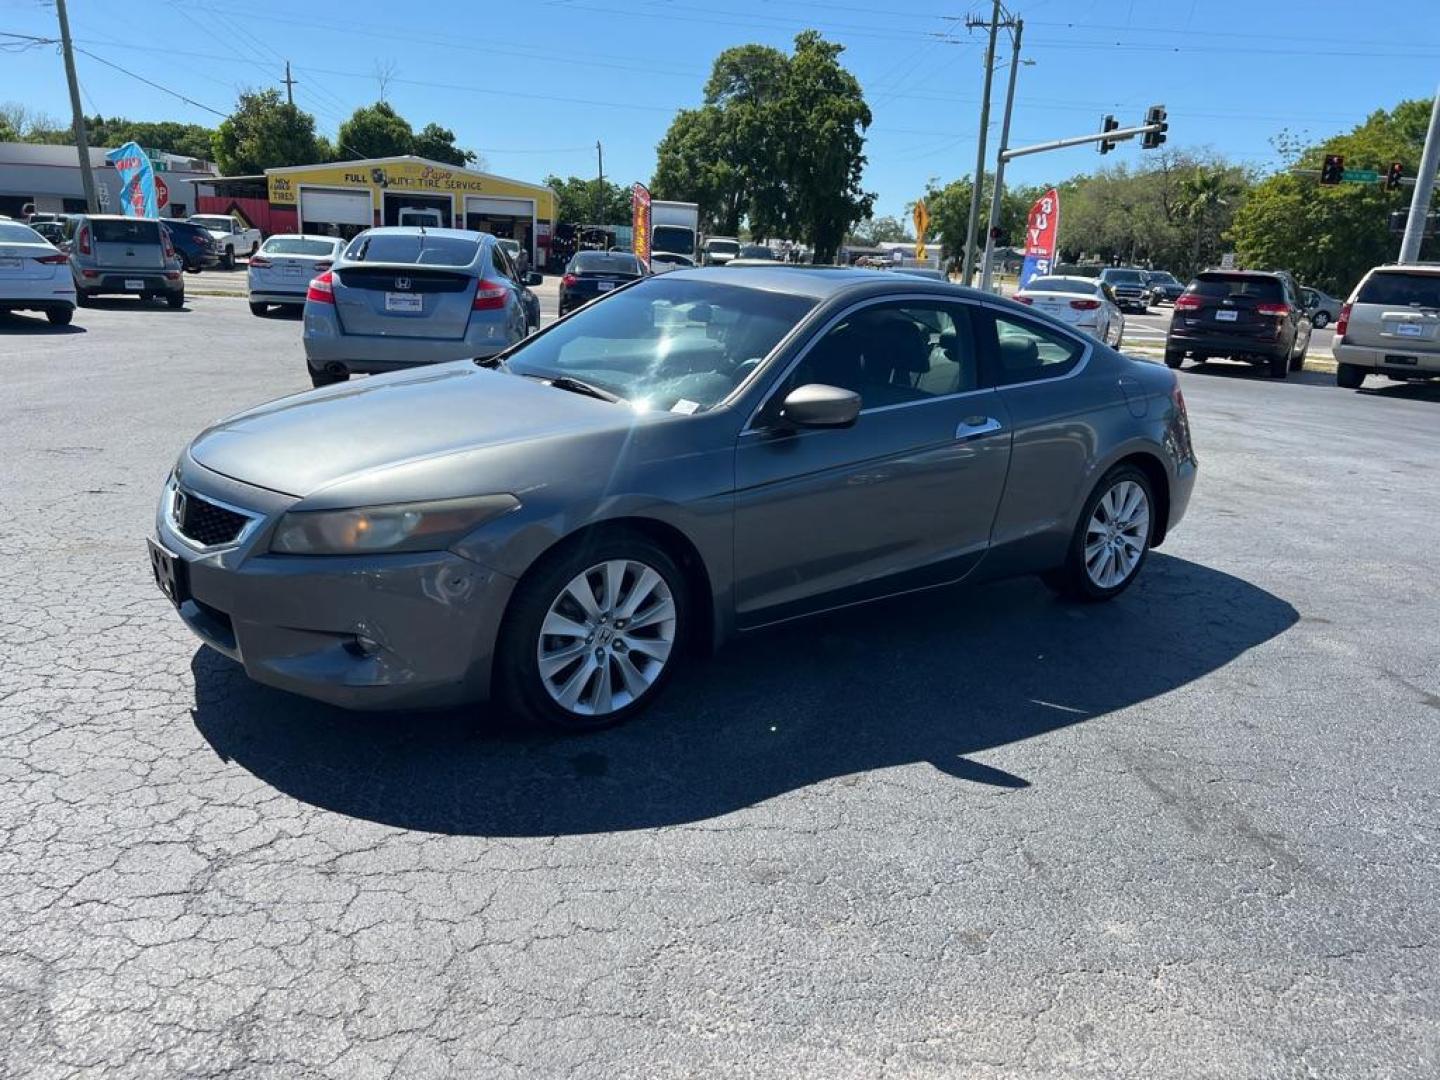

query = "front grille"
[174,490,250,547]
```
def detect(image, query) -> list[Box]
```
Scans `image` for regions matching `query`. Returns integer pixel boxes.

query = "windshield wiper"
[529,373,624,404]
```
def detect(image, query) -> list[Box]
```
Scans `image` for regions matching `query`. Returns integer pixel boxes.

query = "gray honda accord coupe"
[150,267,1197,730]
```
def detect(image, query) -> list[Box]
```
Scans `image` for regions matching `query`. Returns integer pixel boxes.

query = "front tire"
[1311,311,1328,329]
[1336,363,1366,390]
[1044,465,1154,602]
[496,531,688,732]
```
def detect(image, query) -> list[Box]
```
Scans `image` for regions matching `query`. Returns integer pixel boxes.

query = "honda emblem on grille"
[172,490,188,526]
[395,277,411,290]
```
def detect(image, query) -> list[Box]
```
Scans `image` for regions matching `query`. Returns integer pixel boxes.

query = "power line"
[71,46,228,117]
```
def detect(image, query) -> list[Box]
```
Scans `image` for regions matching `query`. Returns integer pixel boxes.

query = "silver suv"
[64,214,185,308]
[1333,264,1440,389]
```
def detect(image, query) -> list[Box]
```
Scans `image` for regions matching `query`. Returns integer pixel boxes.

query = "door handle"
[955,416,1003,440]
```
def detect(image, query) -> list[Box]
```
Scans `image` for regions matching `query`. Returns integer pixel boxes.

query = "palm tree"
[1178,168,1240,272]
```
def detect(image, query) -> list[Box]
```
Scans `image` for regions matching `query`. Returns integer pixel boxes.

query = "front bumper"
[153,459,517,710]
[1332,340,1440,376]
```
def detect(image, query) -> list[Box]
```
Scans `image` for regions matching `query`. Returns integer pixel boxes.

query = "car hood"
[187,362,639,502]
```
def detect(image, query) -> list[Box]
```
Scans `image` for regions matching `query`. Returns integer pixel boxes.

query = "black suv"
[1165,270,1313,378]
[1098,267,1151,312]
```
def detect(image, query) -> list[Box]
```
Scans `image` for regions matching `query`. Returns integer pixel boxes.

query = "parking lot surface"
[2,296,1437,1078]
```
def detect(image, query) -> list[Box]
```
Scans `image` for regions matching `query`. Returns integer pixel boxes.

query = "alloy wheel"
[536,559,677,717]
[1083,480,1150,589]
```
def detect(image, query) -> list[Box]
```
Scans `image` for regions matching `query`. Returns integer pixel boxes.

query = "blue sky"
[5,0,1439,219]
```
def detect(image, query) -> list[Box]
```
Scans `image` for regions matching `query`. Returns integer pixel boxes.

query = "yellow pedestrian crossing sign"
[913,200,929,261]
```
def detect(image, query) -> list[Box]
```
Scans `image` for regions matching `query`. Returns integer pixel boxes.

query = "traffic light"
[1320,154,1344,185]
[1386,161,1404,191]
[1141,104,1168,150]
[1098,114,1119,155]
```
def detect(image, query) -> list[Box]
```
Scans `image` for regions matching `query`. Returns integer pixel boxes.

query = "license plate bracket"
[125,278,145,290]
[385,292,423,312]
[147,539,190,608]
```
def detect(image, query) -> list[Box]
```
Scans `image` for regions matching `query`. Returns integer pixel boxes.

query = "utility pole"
[1399,87,1440,264]
[961,0,1003,286]
[980,18,1023,292]
[282,61,298,106]
[54,0,98,213]
[595,140,605,224]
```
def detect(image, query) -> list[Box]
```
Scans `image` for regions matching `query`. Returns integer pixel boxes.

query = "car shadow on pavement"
[1182,361,1334,387]
[1358,381,1440,403]
[78,299,189,313]
[0,313,86,335]
[191,553,1297,836]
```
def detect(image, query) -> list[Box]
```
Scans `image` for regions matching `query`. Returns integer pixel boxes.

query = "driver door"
[732,298,1012,625]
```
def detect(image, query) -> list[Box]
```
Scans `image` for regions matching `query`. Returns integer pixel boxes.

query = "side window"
[491,243,515,280]
[988,311,1085,385]
[782,301,980,412]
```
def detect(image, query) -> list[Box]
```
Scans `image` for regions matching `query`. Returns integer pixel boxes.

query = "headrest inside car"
[998,336,1041,373]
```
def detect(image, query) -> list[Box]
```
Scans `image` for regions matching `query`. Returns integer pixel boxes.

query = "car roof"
[1371,263,1440,275]
[263,233,342,241]
[668,264,992,302]
[1198,268,1282,278]
[81,214,161,222]
[1023,275,1098,285]
[357,226,486,241]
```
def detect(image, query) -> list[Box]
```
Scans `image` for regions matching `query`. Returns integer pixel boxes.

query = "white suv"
[1332,264,1440,389]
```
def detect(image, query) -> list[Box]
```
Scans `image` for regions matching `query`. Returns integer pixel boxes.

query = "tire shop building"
[195,156,557,269]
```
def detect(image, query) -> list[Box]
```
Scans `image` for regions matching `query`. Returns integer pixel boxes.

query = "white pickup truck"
[188,214,262,270]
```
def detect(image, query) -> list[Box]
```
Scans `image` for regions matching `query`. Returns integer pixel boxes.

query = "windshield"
[706,240,740,255]
[1356,271,1440,308]
[263,237,338,257]
[190,216,232,231]
[1103,270,1145,284]
[652,225,695,256]
[504,277,815,412]
[1023,278,1098,295]
[345,233,479,266]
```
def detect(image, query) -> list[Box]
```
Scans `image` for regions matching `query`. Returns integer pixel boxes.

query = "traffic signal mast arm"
[1002,120,1168,162]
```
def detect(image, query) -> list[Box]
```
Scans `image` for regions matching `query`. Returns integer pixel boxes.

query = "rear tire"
[75,288,92,307]
[1043,464,1154,603]
[309,366,350,387]
[496,530,689,732]
[166,292,184,310]
[47,306,74,326]
[1336,363,1366,390]
[248,301,269,317]
[221,248,235,271]
[1269,351,1289,379]
[1164,349,1183,369]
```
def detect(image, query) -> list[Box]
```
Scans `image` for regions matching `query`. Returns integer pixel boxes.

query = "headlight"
[270,494,519,555]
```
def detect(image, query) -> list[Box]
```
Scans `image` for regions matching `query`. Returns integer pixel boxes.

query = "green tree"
[544,174,632,225]
[212,89,325,175]
[848,213,910,246]
[1229,98,1436,295]
[337,101,413,160]
[921,175,1043,268]
[84,116,216,159]
[412,122,476,167]
[653,106,747,235]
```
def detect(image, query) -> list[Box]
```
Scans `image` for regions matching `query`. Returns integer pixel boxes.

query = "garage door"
[465,196,533,217]
[299,188,372,227]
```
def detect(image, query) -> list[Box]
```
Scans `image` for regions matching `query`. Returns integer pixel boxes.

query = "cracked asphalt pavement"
[2,294,1437,1078]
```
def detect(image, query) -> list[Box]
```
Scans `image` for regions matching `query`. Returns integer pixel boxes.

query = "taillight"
[1174,294,1202,311]
[473,278,507,310]
[306,270,335,304]
[34,252,69,265]
[1255,302,1290,316]
[77,226,91,256]
[1069,298,1101,310]
[1014,295,1033,305]
[561,273,578,288]
[161,230,175,259]
[249,255,272,269]
[1335,302,1351,337]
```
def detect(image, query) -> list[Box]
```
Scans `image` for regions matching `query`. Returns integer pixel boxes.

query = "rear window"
[0,222,44,243]
[1355,271,1440,308]
[1188,273,1283,302]
[93,220,161,244]
[1024,278,1098,295]
[572,252,641,274]
[345,234,479,266]
[263,237,337,257]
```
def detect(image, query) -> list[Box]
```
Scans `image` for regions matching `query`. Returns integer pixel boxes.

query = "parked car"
[1098,267,1151,312]
[1165,270,1311,378]
[302,227,541,387]
[890,267,947,281]
[1300,286,1343,329]
[1144,271,1184,305]
[149,266,1196,730]
[1332,263,1440,389]
[737,243,777,260]
[65,214,185,308]
[559,250,646,315]
[648,251,696,274]
[188,214,262,270]
[496,237,530,277]
[161,219,218,273]
[492,238,540,332]
[247,234,344,316]
[702,236,741,266]
[1015,275,1124,347]
[29,220,67,246]
[0,218,77,325]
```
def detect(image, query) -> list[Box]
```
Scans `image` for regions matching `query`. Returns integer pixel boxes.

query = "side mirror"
[525,271,543,287]
[779,384,861,429]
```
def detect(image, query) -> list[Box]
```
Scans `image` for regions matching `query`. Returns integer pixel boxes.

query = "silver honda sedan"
[151,267,1197,731]
[302,226,541,387]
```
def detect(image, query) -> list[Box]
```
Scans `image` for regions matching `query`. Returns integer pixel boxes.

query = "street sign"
[1219,252,1237,270]
[155,176,169,211]
[912,200,929,261]
[1342,169,1380,183]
